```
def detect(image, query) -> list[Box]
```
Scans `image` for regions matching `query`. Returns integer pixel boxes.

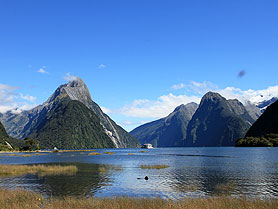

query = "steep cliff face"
[184,92,254,146]
[130,102,198,147]
[0,77,140,148]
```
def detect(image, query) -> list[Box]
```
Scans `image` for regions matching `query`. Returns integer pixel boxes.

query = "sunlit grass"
[88,152,102,155]
[0,189,277,209]
[98,167,106,173]
[128,153,135,155]
[6,154,33,157]
[0,164,78,177]
[140,164,169,169]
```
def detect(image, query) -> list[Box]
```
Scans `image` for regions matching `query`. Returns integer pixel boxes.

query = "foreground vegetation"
[0,164,77,177]
[0,189,277,209]
[236,134,278,147]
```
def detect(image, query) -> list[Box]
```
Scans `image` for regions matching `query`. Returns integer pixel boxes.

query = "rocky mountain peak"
[201,92,224,104]
[45,77,92,107]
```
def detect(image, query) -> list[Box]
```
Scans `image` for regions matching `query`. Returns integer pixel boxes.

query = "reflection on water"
[0,147,277,199]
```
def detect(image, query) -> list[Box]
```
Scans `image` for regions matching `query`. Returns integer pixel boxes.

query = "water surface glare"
[0,147,277,199]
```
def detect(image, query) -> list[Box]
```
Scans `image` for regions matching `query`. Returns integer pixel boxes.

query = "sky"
[0,0,278,131]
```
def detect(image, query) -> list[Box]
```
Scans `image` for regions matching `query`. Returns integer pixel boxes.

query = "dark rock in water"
[145,176,149,180]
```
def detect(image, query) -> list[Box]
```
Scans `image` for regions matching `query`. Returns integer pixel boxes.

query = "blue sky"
[1,0,278,131]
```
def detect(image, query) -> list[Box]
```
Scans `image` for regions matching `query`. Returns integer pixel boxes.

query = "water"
[0,147,277,199]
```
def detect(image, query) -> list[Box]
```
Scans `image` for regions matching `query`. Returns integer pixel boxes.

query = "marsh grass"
[214,182,237,195]
[128,153,135,155]
[0,164,78,177]
[139,151,148,153]
[88,152,101,155]
[0,189,277,209]
[59,149,97,152]
[7,154,33,157]
[104,152,114,155]
[98,167,106,173]
[140,164,169,169]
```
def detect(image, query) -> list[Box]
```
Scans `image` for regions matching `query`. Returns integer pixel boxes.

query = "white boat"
[141,143,153,149]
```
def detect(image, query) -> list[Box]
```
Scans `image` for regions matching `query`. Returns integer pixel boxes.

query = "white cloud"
[98,64,106,69]
[118,93,201,118]
[172,81,278,105]
[100,106,112,114]
[64,73,78,82]
[110,81,278,121]
[37,68,48,74]
[0,84,36,113]
[217,86,278,105]
[19,93,36,102]
[172,83,186,90]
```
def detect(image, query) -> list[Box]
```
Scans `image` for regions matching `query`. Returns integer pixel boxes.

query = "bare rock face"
[0,77,139,148]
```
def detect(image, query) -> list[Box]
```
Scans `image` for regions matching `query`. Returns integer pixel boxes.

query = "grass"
[0,189,277,209]
[140,164,169,169]
[0,164,78,177]
[104,152,114,155]
[7,154,33,157]
[88,152,102,155]
[139,151,148,153]
[128,153,135,155]
[98,167,106,173]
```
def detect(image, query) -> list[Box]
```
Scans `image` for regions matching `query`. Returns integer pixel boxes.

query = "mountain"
[244,101,262,121]
[236,100,278,147]
[184,92,255,146]
[0,77,140,148]
[0,121,23,150]
[28,98,114,149]
[256,97,278,112]
[130,103,198,147]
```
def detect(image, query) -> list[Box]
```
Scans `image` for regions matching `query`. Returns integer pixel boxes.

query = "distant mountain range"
[131,92,262,147]
[0,78,140,149]
[1,78,276,149]
[256,97,278,112]
[130,103,198,147]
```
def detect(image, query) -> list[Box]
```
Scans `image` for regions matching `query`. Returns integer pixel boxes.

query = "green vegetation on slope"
[28,99,115,149]
[236,101,278,147]
[0,121,24,151]
[185,92,253,146]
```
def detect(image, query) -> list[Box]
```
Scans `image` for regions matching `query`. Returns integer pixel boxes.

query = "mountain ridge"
[130,102,198,147]
[0,77,140,148]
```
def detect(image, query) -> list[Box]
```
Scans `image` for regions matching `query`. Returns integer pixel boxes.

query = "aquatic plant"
[140,164,169,169]
[0,164,78,177]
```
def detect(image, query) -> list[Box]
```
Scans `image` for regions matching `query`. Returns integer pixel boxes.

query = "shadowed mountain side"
[236,100,278,147]
[184,92,254,146]
[130,103,198,147]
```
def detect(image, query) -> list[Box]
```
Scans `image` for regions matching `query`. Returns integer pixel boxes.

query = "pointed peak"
[174,104,186,112]
[66,76,85,87]
[202,91,225,101]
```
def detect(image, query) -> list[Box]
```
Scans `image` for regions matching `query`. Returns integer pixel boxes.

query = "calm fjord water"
[0,147,277,199]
